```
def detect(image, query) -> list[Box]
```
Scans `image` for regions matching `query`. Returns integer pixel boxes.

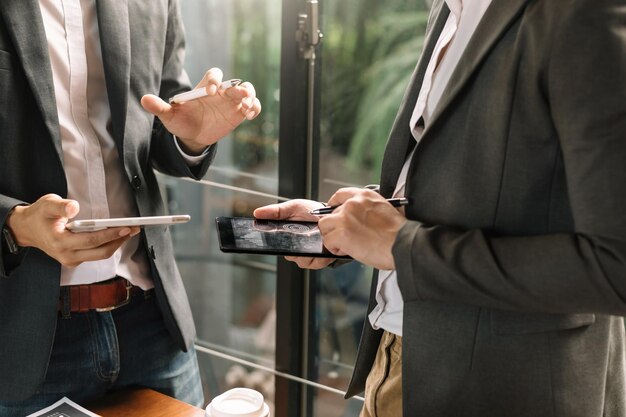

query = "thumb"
[254,200,322,221]
[64,200,80,219]
[253,204,282,220]
[41,194,80,219]
[141,94,173,121]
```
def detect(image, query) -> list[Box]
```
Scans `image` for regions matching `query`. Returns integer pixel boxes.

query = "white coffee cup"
[205,388,270,417]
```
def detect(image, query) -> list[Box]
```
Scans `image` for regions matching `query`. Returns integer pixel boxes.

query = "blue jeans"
[0,289,203,417]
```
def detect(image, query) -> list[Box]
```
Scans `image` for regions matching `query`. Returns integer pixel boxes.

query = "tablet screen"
[215,217,349,258]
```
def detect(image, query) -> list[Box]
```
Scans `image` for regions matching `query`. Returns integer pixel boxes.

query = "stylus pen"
[168,79,243,104]
[309,197,409,216]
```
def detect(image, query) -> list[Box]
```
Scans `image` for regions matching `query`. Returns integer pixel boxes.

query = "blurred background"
[159,0,430,415]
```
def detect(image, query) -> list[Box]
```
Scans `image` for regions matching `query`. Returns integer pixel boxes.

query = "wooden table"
[86,388,206,417]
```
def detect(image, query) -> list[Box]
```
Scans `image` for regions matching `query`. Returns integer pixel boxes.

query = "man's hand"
[253,199,336,270]
[318,188,407,270]
[140,68,262,155]
[6,194,140,268]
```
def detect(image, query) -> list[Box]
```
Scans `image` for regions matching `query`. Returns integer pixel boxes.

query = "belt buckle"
[95,280,133,312]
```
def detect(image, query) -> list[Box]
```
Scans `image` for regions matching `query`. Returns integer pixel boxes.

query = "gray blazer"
[0,0,215,401]
[346,0,626,416]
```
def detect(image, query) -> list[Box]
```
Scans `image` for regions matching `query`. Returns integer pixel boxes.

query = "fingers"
[253,204,282,219]
[223,81,261,120]
[140,94,173,121]
[223,80,254,100]
[239,81,256,98]
[318,216,340,245]
[10,194,79,248]
[18,194,145,268]
[254,199,324,221]
[150,67,260,145]
[48,226,141,267]
[284,256,335,270]
[65,201,80,218]
[325,188,387,219]
[57,234,134,268]
[199,68,224,83]
[242,97,261,120]
[321,233,348,257]
[64,226,141,250]
[326,187,369,207]
[197,68,224,96]
[40,194,80,219]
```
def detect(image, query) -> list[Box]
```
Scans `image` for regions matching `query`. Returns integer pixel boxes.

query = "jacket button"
[131,176,142,189]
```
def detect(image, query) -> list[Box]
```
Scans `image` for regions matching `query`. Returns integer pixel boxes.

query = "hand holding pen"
[140,67,261,153]
[315,188,408,270]
[310,197,409,215]
[169,79,243,104]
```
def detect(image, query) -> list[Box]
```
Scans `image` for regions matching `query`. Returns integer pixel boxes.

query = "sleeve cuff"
[173,136,210,167]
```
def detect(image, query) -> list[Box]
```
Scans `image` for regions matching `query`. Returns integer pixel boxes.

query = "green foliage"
[209,0,430,179]
[348,15,427,176]
[230,0,282,170]
[321,3,429,181]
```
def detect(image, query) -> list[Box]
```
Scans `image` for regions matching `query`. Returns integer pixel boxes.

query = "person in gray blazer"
[0,0,260,415]
[255,0,626,416]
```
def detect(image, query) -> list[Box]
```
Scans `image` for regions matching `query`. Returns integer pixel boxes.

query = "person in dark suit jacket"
[0,0,260,415]
[255,0,626,416]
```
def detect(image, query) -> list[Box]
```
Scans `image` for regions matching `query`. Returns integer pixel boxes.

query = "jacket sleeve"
[0,195,28,277]
[393,0,626,316]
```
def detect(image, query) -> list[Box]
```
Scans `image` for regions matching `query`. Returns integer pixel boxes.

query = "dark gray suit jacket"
[0,0,216,401]
[346,1,626,416]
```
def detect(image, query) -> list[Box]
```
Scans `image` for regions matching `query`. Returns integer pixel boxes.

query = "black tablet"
[215,216,350,258]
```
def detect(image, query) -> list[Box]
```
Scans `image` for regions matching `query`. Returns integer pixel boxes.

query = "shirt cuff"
[173,136,210,166]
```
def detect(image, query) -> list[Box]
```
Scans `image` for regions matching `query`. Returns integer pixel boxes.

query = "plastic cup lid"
[205,388,269,417]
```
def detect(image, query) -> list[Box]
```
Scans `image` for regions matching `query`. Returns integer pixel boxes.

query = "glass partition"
[169,0,282,405]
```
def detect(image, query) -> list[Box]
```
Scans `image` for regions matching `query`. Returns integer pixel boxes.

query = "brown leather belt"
[59,277,143,313]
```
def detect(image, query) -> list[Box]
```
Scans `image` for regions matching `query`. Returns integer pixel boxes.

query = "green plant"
[320,3,430,181]
[348,13,428,178]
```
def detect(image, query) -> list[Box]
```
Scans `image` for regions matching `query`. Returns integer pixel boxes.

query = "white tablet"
[66,215,191,232]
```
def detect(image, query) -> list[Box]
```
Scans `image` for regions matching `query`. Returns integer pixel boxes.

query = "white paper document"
[26,397,101,417]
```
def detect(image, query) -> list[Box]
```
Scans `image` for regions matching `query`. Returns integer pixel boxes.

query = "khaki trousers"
[360,331,403,417]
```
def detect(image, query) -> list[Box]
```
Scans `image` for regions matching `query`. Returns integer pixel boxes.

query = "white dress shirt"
[39,0,202,289]
[369,0,493,336]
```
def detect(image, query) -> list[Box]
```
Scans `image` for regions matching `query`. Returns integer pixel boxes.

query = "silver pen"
[168,79,243,104]
[309,197,409,216]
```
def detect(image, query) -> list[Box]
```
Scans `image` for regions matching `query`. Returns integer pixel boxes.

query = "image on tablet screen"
[231,218,323,254]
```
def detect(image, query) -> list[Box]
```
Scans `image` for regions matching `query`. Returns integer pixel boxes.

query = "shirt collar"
[445,0,463,20]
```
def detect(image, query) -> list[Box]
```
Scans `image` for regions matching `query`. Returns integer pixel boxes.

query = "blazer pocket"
[491,310,596,335]
[0,49,15,70]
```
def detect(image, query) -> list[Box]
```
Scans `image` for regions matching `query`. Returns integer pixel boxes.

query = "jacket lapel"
[95,0,130,148]
[424,0,529,133]
[0,0,63,161]
[379,0,450,197]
